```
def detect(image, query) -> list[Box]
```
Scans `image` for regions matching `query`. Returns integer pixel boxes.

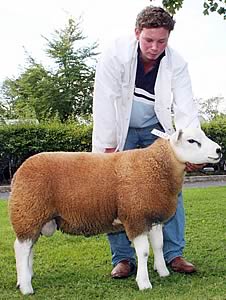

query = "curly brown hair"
[135,6,175,32]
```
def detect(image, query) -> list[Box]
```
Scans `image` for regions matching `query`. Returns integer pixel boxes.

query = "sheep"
[8,128,222,295]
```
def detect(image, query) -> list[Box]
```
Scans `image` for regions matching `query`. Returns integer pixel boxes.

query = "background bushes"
[201,116,226,154]
[0,116,226,184]
[197,116,226,174]
[0,121,92,183]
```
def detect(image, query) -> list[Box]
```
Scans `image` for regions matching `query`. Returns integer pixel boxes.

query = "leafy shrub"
[1,115,226,183]
[202,115,226,158]
[0,121,92,183]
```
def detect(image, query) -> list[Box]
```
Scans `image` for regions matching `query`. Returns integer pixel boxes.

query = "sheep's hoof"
[158,268,170,277]
[154,262,170,277]
[137,279,152,290]
[20,284,34,295]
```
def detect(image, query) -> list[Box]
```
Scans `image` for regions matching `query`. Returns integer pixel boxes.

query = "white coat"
[92,34,200,153]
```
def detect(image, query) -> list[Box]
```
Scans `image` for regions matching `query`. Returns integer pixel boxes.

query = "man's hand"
[185,163,206,172]
[104,148,116,153]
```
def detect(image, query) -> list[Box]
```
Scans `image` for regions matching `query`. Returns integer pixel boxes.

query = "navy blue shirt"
[129,46,165,128]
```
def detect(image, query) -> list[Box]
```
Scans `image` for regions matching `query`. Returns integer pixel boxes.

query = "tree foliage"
[150,0,226,19]
[197,96,225,120]
[203,0,226,18]
[1,62,52,120]
[0,18,98,122]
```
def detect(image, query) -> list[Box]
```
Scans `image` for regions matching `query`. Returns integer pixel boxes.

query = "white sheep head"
[170,128,222,164]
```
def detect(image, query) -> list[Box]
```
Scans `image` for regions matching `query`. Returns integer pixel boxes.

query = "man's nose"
[151,42,158,50]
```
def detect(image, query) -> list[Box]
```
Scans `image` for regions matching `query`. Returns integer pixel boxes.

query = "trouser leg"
[163,192,185,263]
[107,232,136,266]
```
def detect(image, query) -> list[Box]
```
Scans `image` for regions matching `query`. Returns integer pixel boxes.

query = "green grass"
[0,186,226,300]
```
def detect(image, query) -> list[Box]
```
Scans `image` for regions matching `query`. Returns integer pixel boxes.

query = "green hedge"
[0,122,92,182]
[201,116,226,157]
[0,116,226,183]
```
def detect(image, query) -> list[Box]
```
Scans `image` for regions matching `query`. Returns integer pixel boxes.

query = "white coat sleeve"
[92,46,122,152]
[171,60,201,130]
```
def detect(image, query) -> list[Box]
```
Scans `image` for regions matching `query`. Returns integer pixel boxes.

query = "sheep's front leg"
[133,233,152,290]
[149,224,169,277]
[28,247,34,279]
[14,238,34,295]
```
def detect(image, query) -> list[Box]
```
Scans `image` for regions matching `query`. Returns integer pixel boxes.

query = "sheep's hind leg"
[14,238,34,295]
[133,233,152,290]
[149,224,169,277]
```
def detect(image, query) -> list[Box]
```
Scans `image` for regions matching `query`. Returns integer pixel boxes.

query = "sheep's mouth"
[208,154,222,161]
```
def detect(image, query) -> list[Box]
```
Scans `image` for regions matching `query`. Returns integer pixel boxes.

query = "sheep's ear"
[175,129,183,141]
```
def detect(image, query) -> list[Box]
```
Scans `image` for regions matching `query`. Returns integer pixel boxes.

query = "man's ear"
[135,28,141,40]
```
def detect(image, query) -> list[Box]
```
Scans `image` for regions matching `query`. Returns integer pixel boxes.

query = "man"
[92,6,202,279]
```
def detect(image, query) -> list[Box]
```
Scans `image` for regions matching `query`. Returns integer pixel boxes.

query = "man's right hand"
[104,148,116,153]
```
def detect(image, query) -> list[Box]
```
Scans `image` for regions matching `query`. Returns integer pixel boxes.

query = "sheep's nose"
[216,148,222,154]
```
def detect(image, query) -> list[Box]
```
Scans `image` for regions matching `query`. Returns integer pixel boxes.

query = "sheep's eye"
[188,139,196,143]
[187,139,201,147]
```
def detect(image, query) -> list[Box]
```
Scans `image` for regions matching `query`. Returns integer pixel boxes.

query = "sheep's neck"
[150,139,185,192]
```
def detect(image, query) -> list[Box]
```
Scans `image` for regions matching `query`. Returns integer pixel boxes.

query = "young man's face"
[135,27,169,62]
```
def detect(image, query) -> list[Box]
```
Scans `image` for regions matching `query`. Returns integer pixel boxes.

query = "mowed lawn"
[0,186,225,300]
